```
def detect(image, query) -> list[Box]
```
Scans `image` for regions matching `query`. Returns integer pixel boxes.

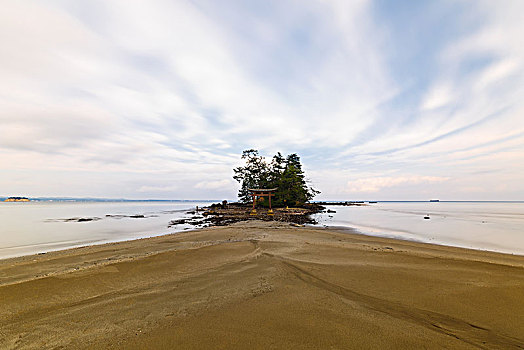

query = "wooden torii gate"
[248,188,277,215]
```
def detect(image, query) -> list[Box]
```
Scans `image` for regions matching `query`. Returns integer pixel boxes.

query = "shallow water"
[2,201,523,259]
[0,201,209,259]
[313,202,524,255]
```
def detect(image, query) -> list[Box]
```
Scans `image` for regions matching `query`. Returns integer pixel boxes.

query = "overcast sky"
[1,0,523,200]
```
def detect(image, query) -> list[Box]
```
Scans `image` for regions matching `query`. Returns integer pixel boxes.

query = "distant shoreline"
[0,198,221,203]
[2,197,524,203]
[3,197,30,202]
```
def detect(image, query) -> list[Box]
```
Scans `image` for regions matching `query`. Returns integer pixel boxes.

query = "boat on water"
[4,197,30,202]
[429,199,440,202]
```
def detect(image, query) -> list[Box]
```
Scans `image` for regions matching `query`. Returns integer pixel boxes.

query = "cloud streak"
[346,176,449,194]
[0,0,523,200]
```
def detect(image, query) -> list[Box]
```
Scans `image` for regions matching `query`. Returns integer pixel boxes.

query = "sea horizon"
[2,196,524,203]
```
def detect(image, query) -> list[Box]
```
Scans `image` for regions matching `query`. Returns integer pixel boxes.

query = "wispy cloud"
[346,176,449,194]
[195,179,234,190]
[0,0,523,199]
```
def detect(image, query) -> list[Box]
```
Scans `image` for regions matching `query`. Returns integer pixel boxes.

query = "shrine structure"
[248,188,277,215]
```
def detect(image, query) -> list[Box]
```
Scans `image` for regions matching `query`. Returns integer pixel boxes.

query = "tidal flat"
[0,221,523,349]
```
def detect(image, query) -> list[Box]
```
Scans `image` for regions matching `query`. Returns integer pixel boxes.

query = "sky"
[1,0,523,201]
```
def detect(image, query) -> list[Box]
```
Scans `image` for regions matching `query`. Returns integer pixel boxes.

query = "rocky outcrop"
[168,202,324,229]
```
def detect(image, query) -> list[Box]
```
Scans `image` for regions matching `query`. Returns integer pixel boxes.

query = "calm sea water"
[1,201,523,259]
[314,202,524,255]
[0,201,209,259]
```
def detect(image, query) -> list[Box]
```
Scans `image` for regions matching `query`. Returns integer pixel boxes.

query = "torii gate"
[248,188,277,215]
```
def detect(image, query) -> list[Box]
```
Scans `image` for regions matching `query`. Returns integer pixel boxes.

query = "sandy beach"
[0,221,523,349]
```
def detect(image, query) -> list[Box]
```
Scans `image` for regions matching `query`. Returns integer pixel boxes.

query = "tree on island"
[233,149,320,206]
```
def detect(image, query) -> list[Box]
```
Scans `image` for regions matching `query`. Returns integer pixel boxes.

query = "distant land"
[0,197,220,202]
[3,197,30,202]
[1,197,523,203]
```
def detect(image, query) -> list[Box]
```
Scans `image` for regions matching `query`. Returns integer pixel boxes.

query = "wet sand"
[0,221,523,349]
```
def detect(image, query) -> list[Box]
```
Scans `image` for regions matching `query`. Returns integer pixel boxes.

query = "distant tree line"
[233,149,320,207]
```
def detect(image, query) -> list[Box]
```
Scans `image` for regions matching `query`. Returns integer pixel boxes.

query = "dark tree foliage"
[232,150,270,203]
[233,149,320,206]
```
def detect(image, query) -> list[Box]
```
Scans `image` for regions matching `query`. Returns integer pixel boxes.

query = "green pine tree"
[233,150,319,206]
[233,149,270,203]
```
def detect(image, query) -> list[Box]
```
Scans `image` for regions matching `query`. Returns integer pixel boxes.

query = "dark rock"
[64,217,101,222]
[167,202,324,229]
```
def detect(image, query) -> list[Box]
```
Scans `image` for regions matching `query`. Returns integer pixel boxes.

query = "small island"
[4,197,30,202]
[171,150,324,227]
